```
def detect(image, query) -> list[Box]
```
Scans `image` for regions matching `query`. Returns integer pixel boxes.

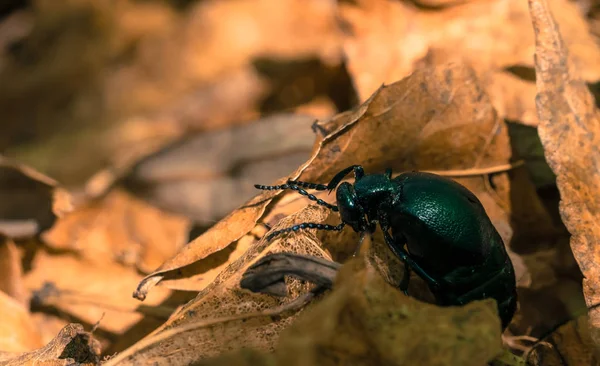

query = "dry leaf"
[0,290,42,353]
[529,0,600,348]
[43,188,190,273]
[197,257,503,366]
[0,323,100,366]
[302,62,510,180]
[106,205,331,365]
[274,257,503,366]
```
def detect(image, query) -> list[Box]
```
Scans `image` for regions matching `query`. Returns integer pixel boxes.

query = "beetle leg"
[385,168,392,179]
[381,228,441,290]
[266,222,346,241]
[326,165,365,191]
[399,265,410,295]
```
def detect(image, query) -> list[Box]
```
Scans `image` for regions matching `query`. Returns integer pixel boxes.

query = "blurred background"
[0,0,353,185]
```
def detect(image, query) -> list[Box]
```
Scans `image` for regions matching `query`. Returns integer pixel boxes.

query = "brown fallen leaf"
[197,256,503,366]
[133,188,278,300]
[106,205,331,365]
[302,62,510,180]
[0,158,72,238]
[43,188,190,273]
[0,323,100,366]
[529,0,600,348]
[0,290,42,353]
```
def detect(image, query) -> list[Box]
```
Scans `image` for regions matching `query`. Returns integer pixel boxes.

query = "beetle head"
[336,182,369,232]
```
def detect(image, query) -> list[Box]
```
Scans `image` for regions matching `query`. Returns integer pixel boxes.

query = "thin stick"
[424,160,525,177]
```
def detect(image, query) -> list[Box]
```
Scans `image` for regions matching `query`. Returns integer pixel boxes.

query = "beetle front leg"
[326,165,365,191]
[381,227,440,290]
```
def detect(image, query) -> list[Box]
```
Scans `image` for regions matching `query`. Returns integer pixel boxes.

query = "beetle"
[255,165,517,329]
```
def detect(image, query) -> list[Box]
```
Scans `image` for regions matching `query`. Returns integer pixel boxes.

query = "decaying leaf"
[105,205,331,365]
[197,257,503,366]
[302,62,510,180]
[0,158,72,238]
[274,257,503,366]
[0,323,100,366]
[529,0,600,348]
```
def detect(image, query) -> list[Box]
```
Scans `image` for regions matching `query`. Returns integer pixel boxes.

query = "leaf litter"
[1,0,600,364]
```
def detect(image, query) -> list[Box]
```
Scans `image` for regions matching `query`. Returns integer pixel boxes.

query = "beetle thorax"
[353,174,395,221]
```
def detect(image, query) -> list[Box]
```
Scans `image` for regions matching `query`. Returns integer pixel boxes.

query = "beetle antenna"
[254,183,338,211]
[266,222,345,241]
[326,165,365,191]
[285,179,328,191]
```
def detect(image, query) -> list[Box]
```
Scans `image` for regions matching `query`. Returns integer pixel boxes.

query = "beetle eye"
[336,182,367,232]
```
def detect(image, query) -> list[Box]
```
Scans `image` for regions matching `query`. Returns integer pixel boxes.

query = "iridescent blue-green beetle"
[255,165,517,329]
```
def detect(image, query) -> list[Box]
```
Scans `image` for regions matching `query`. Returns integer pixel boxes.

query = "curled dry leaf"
[0,324,100,366]
[240,252,341,296]
[198,257,503,366]
[529,0,600,347]
[339,0,600,126]
[106,205,331,365]
[121,114,317,224]
[302,62,510,180]
[0,158,72,238]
